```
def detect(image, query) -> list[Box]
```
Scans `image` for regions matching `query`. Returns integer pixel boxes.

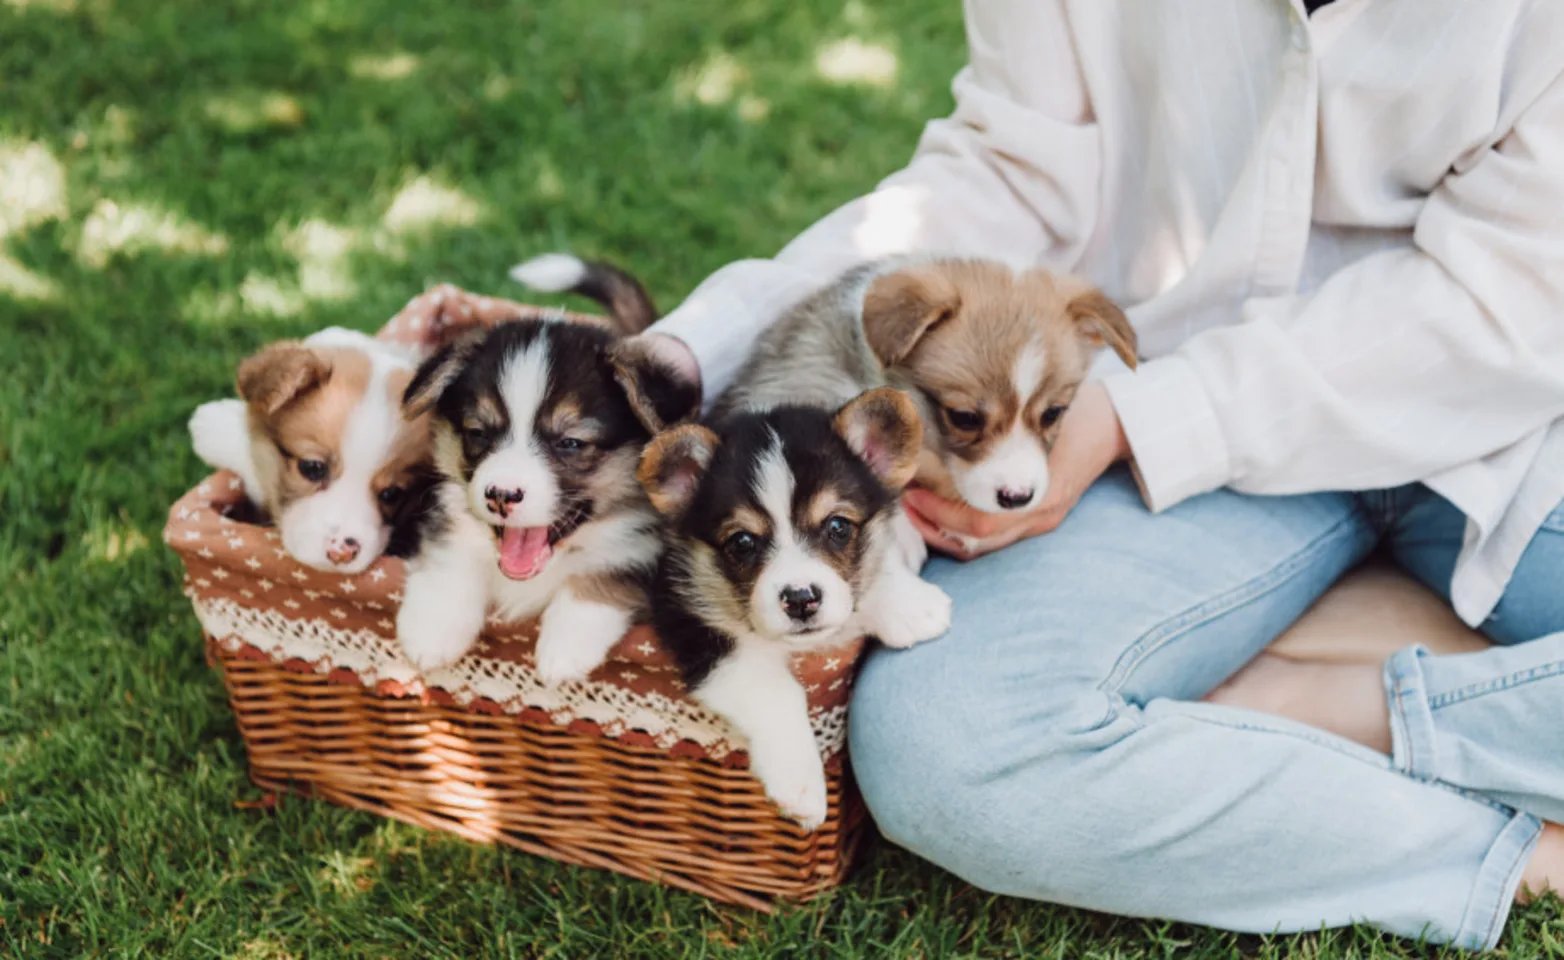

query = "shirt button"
[1292,27,1308,51]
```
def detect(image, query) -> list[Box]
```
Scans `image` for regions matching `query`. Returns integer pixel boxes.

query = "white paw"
[532,593,628,687]
[397,593,481,671]
[533,632,610,687]
[752,751,829,831]
[869,576,952,649]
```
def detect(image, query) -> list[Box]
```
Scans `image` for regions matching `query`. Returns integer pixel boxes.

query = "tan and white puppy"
[189,328,432,573]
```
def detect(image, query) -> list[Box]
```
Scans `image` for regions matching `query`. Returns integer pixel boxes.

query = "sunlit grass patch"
[348,51,420,80]
[0,140,67,237]
[204,90,305,133]
[674,51,750,106]
[81,520,152,564]
[77,200,230,267]
[0,253,60,301]
[815,37,899,87]
[3,0,77,11]
[381,175,483,234]
[238,271,307,317]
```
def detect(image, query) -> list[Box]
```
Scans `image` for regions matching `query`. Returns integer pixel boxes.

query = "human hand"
[903,382,1129,560]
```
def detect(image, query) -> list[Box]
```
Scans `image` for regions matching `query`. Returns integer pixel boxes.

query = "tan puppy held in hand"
[717,257,1139,516]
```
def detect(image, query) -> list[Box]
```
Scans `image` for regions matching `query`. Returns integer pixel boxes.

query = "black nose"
[485,485,525,516]
[996,487,1035,510]
[780,584,823,622]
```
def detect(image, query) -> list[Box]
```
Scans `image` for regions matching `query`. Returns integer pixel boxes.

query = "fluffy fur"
[395,315,699,679]
[714,256,1138,514]
[188,327,435,573]
[640,389,946,829]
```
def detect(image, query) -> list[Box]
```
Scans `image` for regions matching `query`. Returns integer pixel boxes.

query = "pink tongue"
[498,527,553,580]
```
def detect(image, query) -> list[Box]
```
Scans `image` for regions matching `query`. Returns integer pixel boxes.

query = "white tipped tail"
[510,253,588,293]
[508,252,659,334]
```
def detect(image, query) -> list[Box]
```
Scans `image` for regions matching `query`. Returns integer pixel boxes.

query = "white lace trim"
[192,595,848,761]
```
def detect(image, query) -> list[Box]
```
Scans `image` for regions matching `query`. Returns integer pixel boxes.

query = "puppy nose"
[780,584,823,622]
[327,537,360,565]
[996,487,1035,510]
[484,485,525,517]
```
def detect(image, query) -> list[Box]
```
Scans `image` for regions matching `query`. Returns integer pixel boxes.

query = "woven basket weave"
[172,286,873,909]
[207,640,868,909]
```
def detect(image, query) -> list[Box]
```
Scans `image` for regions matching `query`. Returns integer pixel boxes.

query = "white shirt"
[652,0,1564,626]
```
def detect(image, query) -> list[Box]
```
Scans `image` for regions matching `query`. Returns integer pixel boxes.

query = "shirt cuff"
[648,285,756,412]
[1102,355,1232,512]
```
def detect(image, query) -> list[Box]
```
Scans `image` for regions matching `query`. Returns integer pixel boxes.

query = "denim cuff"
[1385,644,1439,780]
[1455,811,1542,950]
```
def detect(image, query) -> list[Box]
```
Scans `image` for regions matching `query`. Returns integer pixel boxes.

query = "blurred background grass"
[2,0,1561,956]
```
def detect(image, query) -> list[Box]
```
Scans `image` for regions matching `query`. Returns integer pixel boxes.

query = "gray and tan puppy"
[714,256,1139,515]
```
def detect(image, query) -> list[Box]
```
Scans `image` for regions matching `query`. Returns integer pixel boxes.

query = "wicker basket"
[169,287,873,909]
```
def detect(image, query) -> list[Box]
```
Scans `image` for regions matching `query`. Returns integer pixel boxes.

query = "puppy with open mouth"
[639,388,925,829]
[393,294,699,681]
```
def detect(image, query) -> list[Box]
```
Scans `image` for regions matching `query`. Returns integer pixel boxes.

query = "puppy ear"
[637,424,718,516]
[1067,285,1138,370]
[607,334,702,434]
[861,265,961,366]
[402,329,483,418]
[833,387,923,490]
[236,342,330,416]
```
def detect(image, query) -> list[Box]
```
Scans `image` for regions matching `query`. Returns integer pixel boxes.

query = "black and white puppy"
[396,313,698,681]
[637,388,926,829]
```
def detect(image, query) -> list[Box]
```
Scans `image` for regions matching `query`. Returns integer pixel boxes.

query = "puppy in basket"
[189,327,439,574]
[394,260,699,681]
[638,388,925,829]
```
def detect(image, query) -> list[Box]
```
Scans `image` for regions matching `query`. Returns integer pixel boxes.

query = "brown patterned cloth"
[167,286,866,767]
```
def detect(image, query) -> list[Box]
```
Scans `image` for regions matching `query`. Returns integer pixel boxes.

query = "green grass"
[1,0,1562,956]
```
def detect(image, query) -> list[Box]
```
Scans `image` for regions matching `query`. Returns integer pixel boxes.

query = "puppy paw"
[533,632,610,687]
[397,594,480,671]
[532,593,629,687]
[869,576,952,649]
[753,753,829,831]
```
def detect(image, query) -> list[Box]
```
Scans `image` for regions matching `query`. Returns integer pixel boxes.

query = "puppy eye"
[823,515,855,548]
[377,485,404,508]
[554,436,590,454]
[461,423,492,444]
[944,407,984,432]
[723,531,761,565]
[296,458,328,483]
[1040,405,1067,428]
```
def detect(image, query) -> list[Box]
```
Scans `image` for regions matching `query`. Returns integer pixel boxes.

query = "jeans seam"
[1391,672,1417,776]
[1098,510,1371,696]
[1427,660,1564,710]
[1458,812,1543,950]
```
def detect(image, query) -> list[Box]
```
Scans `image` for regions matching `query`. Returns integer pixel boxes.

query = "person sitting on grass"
[630,0,1564,949]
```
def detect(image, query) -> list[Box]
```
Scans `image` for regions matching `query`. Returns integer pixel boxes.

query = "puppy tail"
[509,253,658,335]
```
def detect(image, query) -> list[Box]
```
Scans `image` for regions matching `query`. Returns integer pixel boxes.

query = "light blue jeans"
[850,469,1564,949]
